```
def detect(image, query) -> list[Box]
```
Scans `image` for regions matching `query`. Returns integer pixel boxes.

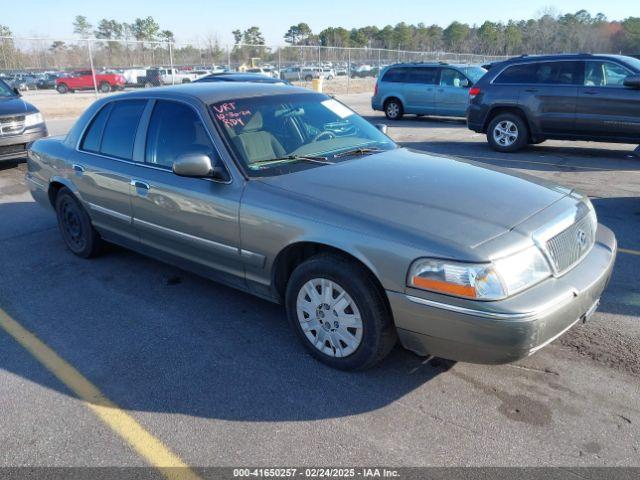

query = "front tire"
[55,188,103,258]
[285,254,397,371]
[487,113,529,153]
[98,81,111,93]
[384,98,404,120]
[56,83,68,94]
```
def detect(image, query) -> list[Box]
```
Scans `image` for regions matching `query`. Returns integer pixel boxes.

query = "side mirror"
[375,124,388,135]
[623,75,640,89]
[172,153,227,180]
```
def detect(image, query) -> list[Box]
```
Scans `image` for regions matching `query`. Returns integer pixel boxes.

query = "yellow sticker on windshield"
[321,99,354,119]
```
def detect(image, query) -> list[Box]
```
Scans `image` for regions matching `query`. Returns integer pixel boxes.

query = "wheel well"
[272,242,392,314]
[48,181,65,207]
[484,107,532,141]
[384,96,402,109]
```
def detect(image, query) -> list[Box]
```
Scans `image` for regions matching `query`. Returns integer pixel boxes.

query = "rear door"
[403,67,438,114]
[496,61,580,136]
[74,99,148,242]
[435,68,471,116]
[576,60,640,140]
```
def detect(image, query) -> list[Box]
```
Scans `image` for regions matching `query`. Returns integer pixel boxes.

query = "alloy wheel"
[493,120,519,147]
[386,102,400,119]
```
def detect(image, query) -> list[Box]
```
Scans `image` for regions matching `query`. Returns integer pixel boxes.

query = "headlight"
[408,246,552,301]
[24,112,44,127]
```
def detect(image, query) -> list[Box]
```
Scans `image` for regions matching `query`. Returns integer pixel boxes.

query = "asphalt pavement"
[0,94,638,472]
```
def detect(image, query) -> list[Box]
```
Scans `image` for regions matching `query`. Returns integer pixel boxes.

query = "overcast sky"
[6,0,633,45]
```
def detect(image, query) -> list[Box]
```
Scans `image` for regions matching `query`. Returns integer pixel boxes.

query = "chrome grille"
[0,115,25,136]
[544,210,596,275]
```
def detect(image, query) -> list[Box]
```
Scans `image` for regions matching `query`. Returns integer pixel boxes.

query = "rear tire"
[285,254,397,371]
[55,187,103,258]
[98,81,111,93]
[384,98,404,120]
[487,113,529,153]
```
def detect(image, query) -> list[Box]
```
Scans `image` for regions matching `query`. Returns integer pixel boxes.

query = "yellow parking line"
[0,308,201,480]
[620,248,640,256]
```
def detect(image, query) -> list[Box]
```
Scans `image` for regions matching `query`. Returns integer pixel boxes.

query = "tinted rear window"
[495,61,580,85]
[381,67,408,83]
[100,100,147,160]
[405,67,438,85]
[80,103,112,152]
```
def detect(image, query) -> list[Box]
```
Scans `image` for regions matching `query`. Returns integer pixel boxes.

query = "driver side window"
[584,61,632,87]
[440,69,467,88]
[145,100,214,169]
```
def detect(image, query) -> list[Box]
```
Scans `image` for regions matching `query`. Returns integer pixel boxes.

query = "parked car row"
[372,54,640,152]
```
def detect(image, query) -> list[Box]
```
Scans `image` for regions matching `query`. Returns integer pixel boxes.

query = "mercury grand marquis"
[26,83,617,370]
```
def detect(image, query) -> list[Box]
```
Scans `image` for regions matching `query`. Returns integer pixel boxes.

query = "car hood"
[259,148,570,249]
[0,96,38,116]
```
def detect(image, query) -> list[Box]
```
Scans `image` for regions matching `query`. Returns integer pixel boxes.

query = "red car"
[56,70,126,94]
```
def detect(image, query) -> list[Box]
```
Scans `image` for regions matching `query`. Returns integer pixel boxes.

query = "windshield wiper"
[250,154,333,167]
[333,147,385,159]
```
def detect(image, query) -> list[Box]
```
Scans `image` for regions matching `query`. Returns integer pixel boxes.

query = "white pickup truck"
[159,68,204,84]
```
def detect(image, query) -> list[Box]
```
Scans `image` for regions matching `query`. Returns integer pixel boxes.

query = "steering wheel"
[312,131,337,142]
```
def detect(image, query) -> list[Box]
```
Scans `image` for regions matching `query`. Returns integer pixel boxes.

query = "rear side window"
[495,61,580,85]
[80,103,113,153]
[99,100,147,160]
[145,100,213,168]
[381,67,408,83]
[405,67,438,85]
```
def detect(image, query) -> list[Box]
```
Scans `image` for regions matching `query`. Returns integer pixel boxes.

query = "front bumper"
[388,224,617,364]
[0,126,48,161]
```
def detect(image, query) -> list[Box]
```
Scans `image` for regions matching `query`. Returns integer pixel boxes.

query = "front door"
[435,68,470,116]
[129,99,245,286]
[576,60,640,140]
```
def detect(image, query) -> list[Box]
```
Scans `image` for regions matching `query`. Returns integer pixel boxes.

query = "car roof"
[500,53,635,64]
[105,82,311,104]
[386,63,480,69]
[197,73,283,83]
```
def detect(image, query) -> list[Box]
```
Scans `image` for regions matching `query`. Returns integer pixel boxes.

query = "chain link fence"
[0,36,509,96]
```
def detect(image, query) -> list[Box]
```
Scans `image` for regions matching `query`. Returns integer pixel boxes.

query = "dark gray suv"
[0,79,48,162]
[467,54,640,152]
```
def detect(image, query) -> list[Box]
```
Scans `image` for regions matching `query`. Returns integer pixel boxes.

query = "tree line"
[1,10,639,71]
[281,10,639,55]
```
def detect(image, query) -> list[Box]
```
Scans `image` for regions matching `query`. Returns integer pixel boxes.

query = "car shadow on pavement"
[0,201,453,423]
[361,115,467,130]
[401,141,640,172]
[591,197,640,318]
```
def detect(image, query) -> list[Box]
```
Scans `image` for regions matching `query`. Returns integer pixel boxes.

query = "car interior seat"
[233,111,286,163]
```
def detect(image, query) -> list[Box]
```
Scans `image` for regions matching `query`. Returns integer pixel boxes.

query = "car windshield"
[460,66,487,83]
[210,93,396,176]
[617,55,640,72]
[0,80,16,97]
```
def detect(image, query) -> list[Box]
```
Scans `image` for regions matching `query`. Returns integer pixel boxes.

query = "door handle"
[130,179,150,190]
[583,90,598,95]
[72,164,85,173]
